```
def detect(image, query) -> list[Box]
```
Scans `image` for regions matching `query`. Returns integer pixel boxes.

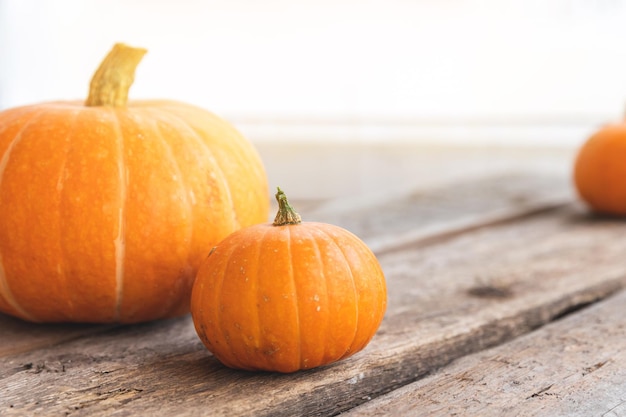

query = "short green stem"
[85,43,147,107]
[273,187,302,226]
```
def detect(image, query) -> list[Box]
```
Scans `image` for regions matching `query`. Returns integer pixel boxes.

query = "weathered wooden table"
[2,145,625,416]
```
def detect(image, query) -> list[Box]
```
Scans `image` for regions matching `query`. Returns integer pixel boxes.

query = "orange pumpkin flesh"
[574,123,626,215]
[191,188,387,373]
[0,44,269,323]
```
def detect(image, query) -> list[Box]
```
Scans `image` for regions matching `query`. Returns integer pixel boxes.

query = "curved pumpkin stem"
[273,187,302,226]
[85,43,147,108]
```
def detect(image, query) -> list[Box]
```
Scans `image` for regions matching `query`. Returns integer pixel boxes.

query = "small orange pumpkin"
[0,44,269,323]
[191,188,387,373]
[574,122,626,215]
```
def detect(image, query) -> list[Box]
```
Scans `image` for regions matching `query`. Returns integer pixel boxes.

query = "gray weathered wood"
[344,290,626,417]
[1,199,625,416]
[0,315,114,357]
[306,172,573,253]
[0,173,569,357]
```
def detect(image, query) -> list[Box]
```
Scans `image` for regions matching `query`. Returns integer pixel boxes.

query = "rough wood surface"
[0,173,568,358]
[307,172,572,254]
[344,290,626,417]
[0,315,114,357]
[1,173,623,416]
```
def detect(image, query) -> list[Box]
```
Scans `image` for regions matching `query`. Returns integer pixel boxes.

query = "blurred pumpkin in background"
[574,122,626,215]
[0,43,269,323]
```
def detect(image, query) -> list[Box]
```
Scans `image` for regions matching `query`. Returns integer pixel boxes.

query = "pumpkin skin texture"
[574,123,626,215]
[191,189,387,373]
[0,45,269,323]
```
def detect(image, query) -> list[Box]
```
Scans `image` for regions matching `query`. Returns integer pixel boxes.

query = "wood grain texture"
[0,314,116,357]
[344,290,626,417]
[2,197,626,416]
[307,173,572,254]
[0,173,568,358]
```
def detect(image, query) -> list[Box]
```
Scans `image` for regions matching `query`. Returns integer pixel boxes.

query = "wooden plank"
[344,290,626,417]
[0,315,114,357]
[1,201,625,416]
[0,173,569,358]
[306,172,573,253]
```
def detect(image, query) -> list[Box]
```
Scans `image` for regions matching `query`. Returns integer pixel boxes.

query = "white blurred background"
[2,0,626,147]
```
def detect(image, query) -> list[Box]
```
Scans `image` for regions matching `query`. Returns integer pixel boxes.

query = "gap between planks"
[343,290,626,417]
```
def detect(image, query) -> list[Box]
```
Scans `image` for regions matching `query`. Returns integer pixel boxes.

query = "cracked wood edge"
[344,290,626,417]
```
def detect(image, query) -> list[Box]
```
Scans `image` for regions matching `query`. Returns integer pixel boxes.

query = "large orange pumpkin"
[574,122,626,215]
[191,188,387,373]
[0,44,269,323]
